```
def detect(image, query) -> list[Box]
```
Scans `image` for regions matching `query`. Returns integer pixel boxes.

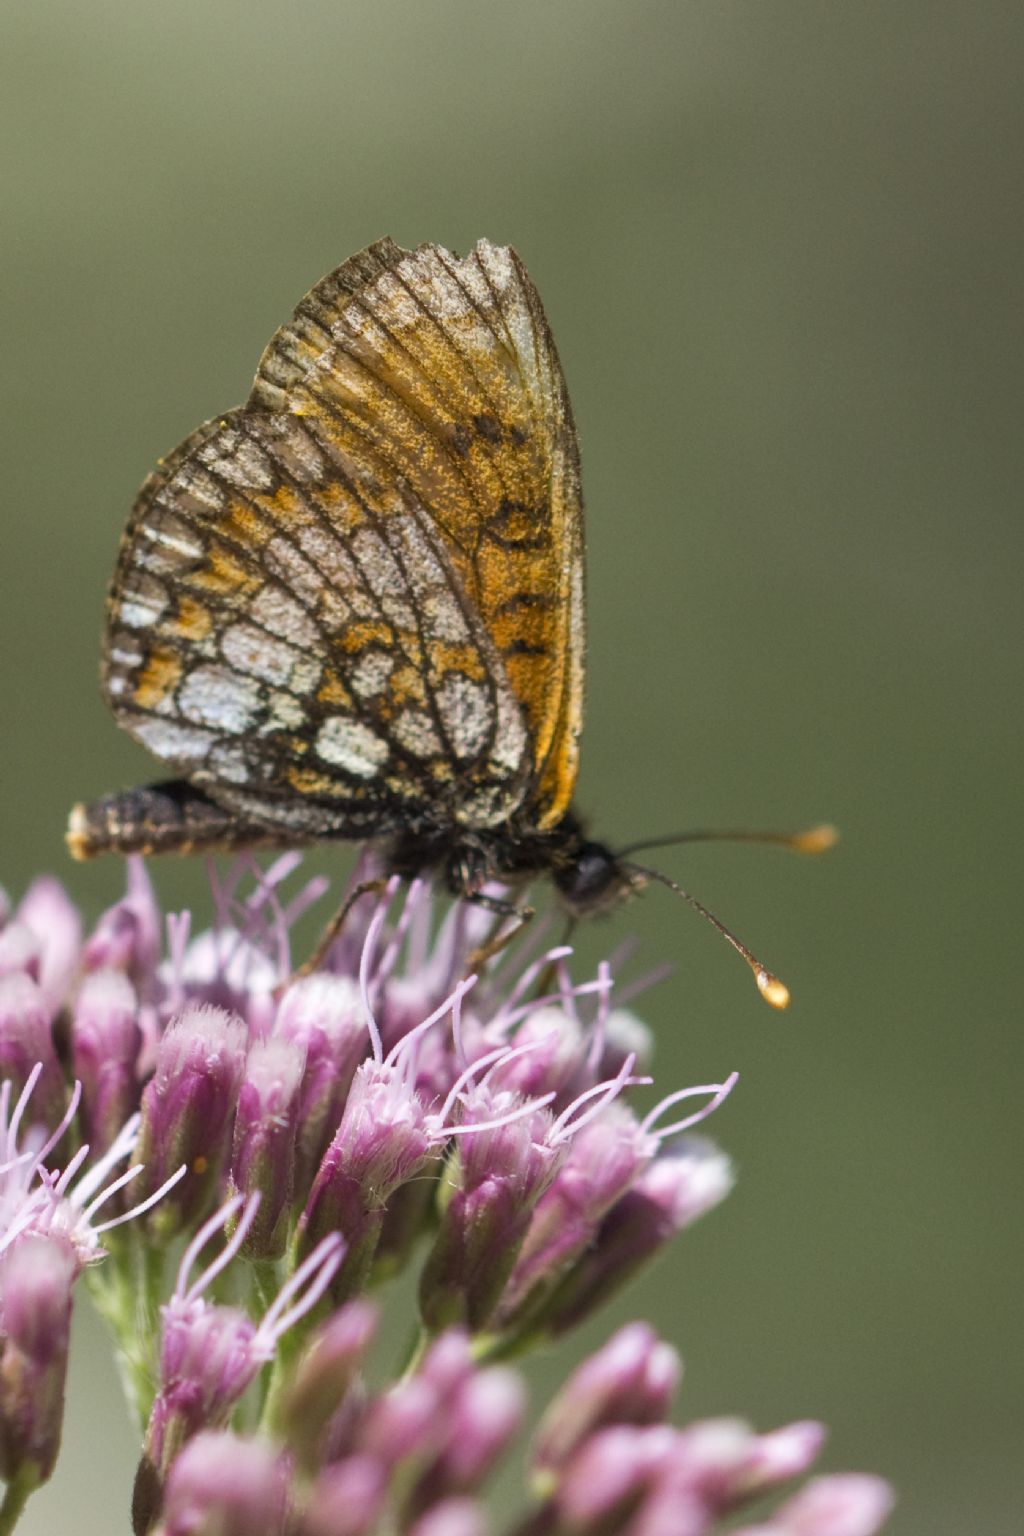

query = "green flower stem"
[397,1321,430,1381]
[86,1230,166,1429]
[0,1466,40,1536]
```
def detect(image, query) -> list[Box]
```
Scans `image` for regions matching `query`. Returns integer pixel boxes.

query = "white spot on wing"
[350,649,394,699]
[250,584,320,649]
[454,781,522,828]
[262,691,306,731]
[385,515,471,639]
[379,593,416,627]
[199,431,274,491]
[351,527,405,594]
[131,718,216,763]
[209,743,251,783]
[422,589,470,642]
[222,622,320,693]
[490,683,528,774]
[167,467,223,514]
[180,666,262,733]
[315,717,388,778]
[140,523,204,560]
[295,527,376,620]
[438,674,491,759]
[120,597,165,628]
[108,645,143,667]
[392,708,442,759]
[264,537,341,614]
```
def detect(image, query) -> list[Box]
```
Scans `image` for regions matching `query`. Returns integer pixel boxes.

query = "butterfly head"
[548,815,840,1008]
[552,835,641,917]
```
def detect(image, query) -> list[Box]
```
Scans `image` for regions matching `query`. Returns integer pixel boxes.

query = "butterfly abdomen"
[66,780,299,861]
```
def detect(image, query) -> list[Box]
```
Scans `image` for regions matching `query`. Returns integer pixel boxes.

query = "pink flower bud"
[499,1104,649,1327]
[555,1423,678,1526]
[487,1005,585,1100]
[409,1366,525,1513]
[407,1497,490,1536]
[230,1036,305,1258]
[0,974,64,1128]
[300,1059,436,1298]
[280,1300,378,1471]
[538,1135,734,1336]
[304,1455,388,1536]
[142,1193,341,1521]
[15,879,81,1018]
[273,973,369,1190]
[0,923,40,984]
[154,1431,290,1536]
[532,1322,680,1481]
[419,1086,559,1334]
[70,968,143,1156]
[83,858,162,993]
[146,1303,259,1479]
[734,1474,895,1536]
[740,1421,829,1498]
[135,1005,247,1233]
[0,1234,75,1484]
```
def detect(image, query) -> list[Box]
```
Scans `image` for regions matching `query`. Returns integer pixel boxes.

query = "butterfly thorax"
[385,807,637,917]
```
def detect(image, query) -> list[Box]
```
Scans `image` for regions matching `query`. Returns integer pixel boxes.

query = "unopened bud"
[274,974,369,1191]
[0,974,65,1129]
[135,1006,247,1235]
[279,1300,378,1471]
[15,879,81,1017]
[0,1234,75,1485]
[532,1323,680,1487]
[70,968,142,1156]
[537,1137,734,1336]
[303,1455,388,1536]
[152,1431,289,1536]
[230,1037,305,1258]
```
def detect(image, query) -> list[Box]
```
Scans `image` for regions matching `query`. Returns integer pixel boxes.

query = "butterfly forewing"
[102,239,584,842]
[252,238,585,824]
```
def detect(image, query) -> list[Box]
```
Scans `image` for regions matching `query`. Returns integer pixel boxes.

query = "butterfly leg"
[462,889,535,972]
[285,878,388,989]
[528,912,578,998]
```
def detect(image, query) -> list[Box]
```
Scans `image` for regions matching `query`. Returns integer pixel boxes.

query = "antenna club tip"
[756,969,791,1010]
[793,823,840,855]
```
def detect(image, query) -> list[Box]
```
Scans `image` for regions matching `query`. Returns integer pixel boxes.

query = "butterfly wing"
[102,239,584,837]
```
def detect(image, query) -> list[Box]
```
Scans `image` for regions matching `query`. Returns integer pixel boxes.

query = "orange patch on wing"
[168,596,213,643]
[428,642,488,683]
[217,501,275,548]
[133,646,183,709]
[190,546,258,597]
[316,670,353,708]
[387,665,427,707]
[287,765,339,796]
[340,619,395,654]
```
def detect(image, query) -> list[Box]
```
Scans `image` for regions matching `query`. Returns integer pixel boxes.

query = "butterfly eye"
[554,842,630,913]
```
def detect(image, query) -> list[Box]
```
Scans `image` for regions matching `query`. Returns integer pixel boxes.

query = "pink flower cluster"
[0,858,893,1534]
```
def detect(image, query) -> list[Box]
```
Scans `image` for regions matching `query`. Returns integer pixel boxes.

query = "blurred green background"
[2,3,1020,1531]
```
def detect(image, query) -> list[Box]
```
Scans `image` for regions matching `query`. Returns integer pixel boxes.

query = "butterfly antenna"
[615,823,839,860]
[621,861,791,1010]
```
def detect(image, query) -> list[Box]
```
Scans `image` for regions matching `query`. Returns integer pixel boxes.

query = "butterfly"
[67,237,813,1000]
[67,239,637,913]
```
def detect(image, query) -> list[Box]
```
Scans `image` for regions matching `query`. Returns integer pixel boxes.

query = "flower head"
[0,860,892,1534]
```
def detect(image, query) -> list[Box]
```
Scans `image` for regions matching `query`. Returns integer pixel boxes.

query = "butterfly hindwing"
[102,239,584,840]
